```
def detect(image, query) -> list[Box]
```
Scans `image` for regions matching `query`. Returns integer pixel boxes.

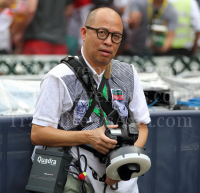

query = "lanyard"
[147,0,168,23]
[89,83,109,125]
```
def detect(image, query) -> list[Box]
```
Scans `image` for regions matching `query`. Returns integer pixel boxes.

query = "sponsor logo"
[112,89,124,102]
[37,156,57,166]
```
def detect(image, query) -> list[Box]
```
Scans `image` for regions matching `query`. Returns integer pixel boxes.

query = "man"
[168,0,200,56]
[31,7,150,193]
[126,0,177,56]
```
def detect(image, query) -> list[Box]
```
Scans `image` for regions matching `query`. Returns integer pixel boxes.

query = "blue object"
[177,98,200,107]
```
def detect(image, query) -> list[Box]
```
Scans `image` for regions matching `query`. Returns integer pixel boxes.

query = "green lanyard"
[89,84,109,125]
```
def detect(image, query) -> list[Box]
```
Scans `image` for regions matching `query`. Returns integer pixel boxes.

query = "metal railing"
[0,55,200,75]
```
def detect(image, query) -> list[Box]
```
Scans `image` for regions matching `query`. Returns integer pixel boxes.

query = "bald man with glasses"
[31,7,150,193]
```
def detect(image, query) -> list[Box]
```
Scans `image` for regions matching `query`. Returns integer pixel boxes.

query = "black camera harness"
[61,55,123,193]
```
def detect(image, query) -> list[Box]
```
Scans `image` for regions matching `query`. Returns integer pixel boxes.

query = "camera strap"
[61,55,122,132]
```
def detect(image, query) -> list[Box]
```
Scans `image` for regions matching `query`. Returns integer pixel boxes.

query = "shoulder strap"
[61,55,94,94]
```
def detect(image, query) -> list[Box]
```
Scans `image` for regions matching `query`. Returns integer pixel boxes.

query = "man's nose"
[103,33,113,45]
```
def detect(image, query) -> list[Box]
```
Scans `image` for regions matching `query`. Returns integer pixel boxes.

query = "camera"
[104,122,151,181]
[105,122,138,146]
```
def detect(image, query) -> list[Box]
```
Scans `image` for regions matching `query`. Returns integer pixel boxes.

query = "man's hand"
[105,176,120,186]
[88,125,118,154]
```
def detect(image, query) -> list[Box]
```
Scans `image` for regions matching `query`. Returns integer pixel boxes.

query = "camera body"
[105,122,138,146]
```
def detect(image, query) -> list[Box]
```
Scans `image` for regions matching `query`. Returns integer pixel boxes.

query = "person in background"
[125,0,178,56]
[167,0,200,56]
[12,0,73,55]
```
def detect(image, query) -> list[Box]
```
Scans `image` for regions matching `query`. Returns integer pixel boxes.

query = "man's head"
[80,7,123,73]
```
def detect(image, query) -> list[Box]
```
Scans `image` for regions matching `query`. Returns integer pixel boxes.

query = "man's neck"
[81,47,108,75]
[90,64,108,75]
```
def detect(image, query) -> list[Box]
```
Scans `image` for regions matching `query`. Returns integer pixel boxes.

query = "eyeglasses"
[85,26,125,44]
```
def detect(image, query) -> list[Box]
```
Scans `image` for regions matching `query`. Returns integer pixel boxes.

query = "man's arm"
[31,124,118,155]
[134,123,148,148]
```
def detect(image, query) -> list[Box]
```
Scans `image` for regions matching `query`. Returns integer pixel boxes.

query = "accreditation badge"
[73,100,92,125]
[111,89,128,120]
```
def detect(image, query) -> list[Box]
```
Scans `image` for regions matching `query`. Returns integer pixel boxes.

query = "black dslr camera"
[105,122,138,146]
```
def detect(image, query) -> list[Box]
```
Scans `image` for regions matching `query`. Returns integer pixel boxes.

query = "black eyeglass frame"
[85,26,125,44]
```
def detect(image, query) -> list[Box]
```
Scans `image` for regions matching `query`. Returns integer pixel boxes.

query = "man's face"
[81,10,123,70]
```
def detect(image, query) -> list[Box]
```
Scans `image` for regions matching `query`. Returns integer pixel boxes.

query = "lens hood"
[106,146,151,180]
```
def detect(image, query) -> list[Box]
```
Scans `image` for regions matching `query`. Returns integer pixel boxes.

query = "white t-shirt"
[32,49,151,193]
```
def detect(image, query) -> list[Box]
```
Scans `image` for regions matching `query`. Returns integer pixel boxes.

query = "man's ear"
[80,27,87,41]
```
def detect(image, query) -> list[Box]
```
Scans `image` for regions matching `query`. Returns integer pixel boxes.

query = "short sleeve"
[32,75,73,128]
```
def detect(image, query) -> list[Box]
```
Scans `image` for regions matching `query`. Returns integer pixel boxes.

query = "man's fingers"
[107,125,118,129]
[98,146,110,154]
[103,125,118,145]
[100,140,116,149]
[102,136,117,145]
[106,176,121,186]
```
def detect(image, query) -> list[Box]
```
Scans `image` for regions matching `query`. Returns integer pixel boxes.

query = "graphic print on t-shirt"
[73,100,91,125]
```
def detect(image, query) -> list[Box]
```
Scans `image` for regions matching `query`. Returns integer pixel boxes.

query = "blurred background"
[0,0,200,114]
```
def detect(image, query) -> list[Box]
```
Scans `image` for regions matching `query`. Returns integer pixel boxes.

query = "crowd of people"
[0,0,200,57]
